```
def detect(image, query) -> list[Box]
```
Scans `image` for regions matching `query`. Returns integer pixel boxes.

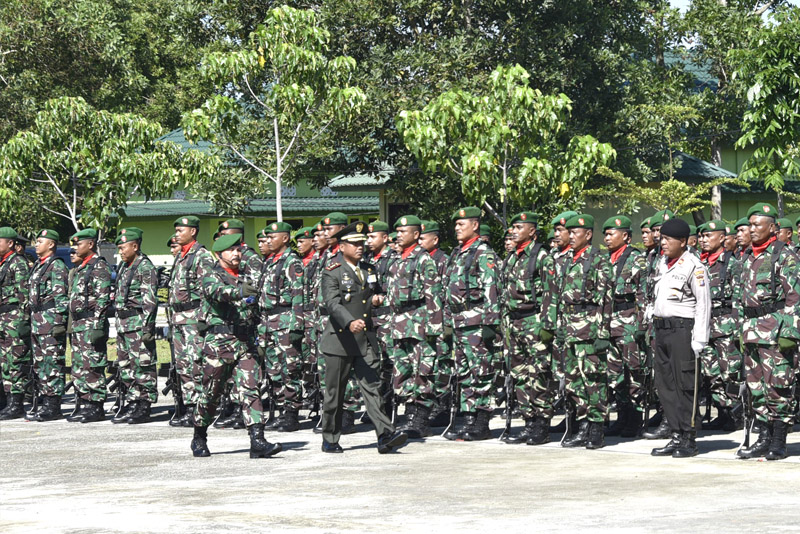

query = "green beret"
[776,217,793,230]
[256,228,269,239]
[71,228,98,242]
[452,206,481,221]
[696,223,709,234]
[480,224,490,237]
[734,217,749,229]
[322,212,348,226]
[420,220,440,234]
[212,233,242,252]
[264,221,293,234]
[650,209,676,228]
[552,211,578,227]
[115,227,142,244]
[218,219,245,232]
[565,214,594,230]
[394,215,423,229]
[174,215,200,228]
[367,221,390,233]
[36,229,60,242]
[510,212,539,225]
[640,217,652,229]
[294,227,314,240]
[746,203,778,219]
[504,228,513,238]
[688,225,697,236]
[166,234,177,247]
[725,225,732,234]
[546,229,555,240]
[602,215,632,231]
[701,220,726,234]
[0,227,18,239]
[389,232,397,241]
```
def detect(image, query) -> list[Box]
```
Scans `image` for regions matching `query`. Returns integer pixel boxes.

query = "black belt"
[31,300,56,313]
[711,307,733,318]
[265,305,291,314]
[116,307,142,319]
[509,307,540,320]
[653,316,694,329]
[208,324,250,340]
[743,300,785,319]
[451,299,484,313]
[373,305,391,316]
[612,302,636,312]
[72,310,94,321]
[172,299,202,312]
[563,303,599,313]
[0,303,20,314]
[393,300,425,314]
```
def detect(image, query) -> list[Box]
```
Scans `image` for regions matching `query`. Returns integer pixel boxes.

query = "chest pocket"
[665,276,688,301]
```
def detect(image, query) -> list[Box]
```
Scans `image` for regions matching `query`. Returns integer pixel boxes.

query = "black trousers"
[654,319,700,433]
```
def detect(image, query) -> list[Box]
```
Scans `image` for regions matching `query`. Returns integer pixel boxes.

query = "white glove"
[644,304,654,323]
[691,341,707,355]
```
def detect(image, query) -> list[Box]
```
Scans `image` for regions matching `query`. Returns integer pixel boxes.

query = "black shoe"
[214,404,241,429]
[377,430,408,454]
[127,400,151,424]
[321,440,343,453]
[651,432,682,456]
[672,431,699,458]
[112,401,138,424]
[360,411,373,425]
[526,418,551,446]
[562,420,589,448]
[737,423,772,459]
[550,412,577,434]
[504,418,536,444]
[765,420,788,461]
[79,401,105,423]
[34,396,62,422]
[341,410,357,435]
[249,423,282,458]
[462,410,492,441]
[642,415,671,440]
[312,424,323,434]
[621,408,644,438]
[428,403,450,427]
[191,426,211,457]
[444,413,475,441]
[276,409,300,432]
[0,393,24,420]
[586,421,605,449]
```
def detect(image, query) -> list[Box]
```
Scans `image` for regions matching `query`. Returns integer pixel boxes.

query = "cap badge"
[521,213,527,221]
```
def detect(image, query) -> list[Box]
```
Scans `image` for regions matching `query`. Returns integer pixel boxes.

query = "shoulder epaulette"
[326,263,341,271]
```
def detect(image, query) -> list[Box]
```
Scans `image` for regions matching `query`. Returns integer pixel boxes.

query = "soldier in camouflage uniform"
[295,227,320,411]
[258,221,305,432]
[697,220,743,432]
[168,215,216,427]
[190,234,281,459]
[735,203,800,461]
[602,216,647,438]
[376,215,442,438]
[66,228,112,423]
[734,217,752,258]
[0,227,32,420]
[557,214,613,449]
[776,218,794,246]
[442,206,500,441]
[500,212,557,446]
[111,227,159,424]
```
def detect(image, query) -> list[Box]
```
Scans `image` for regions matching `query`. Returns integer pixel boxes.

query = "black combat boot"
[34,396,63,421]
[0,393,24,420]
[406,405,432,439]
[737,422,772,459]
[276,408,300,432]
[765,420,788,461]
[428,402,450,427]
[79,401,105,423]
[66,399,86,422]
[526,417,551,446]
[127,400,151,424]
[672,430,699,458]
[586,421,605,449]
[0,387,6,411]
[621,408,644,438]
[248,423,282,458]
[397,403,418,433]
[651,432,682,456]
[462,409,492,441]
[444,413,475,441]
[168,406,187,427]
[550,412,577,434]
[213,403,240,429]
[562,420,589,448]
[341,410,357,435]
[605,402,629,437]
[265,409,284,430]
[112,401,138,424]
[504,418,536,444]
[191,425,211,457]
[642,414,671,439]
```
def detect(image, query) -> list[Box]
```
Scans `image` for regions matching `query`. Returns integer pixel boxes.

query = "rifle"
[106,360,128,417]
[441,372,460,438]
[498,353,515,442]
[735,380,753,456]
[160,326,185,421]
[641,336,654,433]
[24,363,41,417]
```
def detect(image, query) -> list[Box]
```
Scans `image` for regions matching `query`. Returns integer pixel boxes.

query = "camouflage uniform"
[427,248,452,402]
[114,252,158,402]
[0,250,31,396]
[549,245,573,386]
[366,247,398,404]
[69,254,112,402]
[300,249,321,404]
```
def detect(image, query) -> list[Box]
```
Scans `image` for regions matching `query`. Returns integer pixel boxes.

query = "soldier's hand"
[778,337,797,353]
[141,329,155,344]
[241,281,259,298]
[593,339,612,354]
[537,328,554,343]
[690,341,706,358]
[349,319,366,333]
[372,294,385,306]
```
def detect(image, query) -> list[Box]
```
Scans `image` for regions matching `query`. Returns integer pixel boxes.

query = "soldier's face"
[777,228,792,243]
[749,215,776,246]
[687,235,697,247]
[0,238,12,255]
[117,241,139,263]
[297,238,313,256]
[568,228,591,251]
[14,242,25,254]
[652,226,661,242]
[169,244,181,257]
[724,234,737,252]
[324,224,345,241]
[257,238,269,256]
[736,226,751,248]
[504,236,515,252]
[367,231,387,252]
[219,228,242,236]
[266,232,289,253]
[74,239,94,260]
[418,232,439,252]
[395,226,419,249]
[454,219,478,242]
[511,222,536,245]
[313,230,328,251]
[340,241,364,263]
[603,228,627,252]
[174,226,197,245]
[641,227,653,248]
[660,235,686,259]
[219,246,242,269]
[554,225,569,248]
[701,231,724,252]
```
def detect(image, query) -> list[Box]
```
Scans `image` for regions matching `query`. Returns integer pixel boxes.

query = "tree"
[0,96,220,234]
[182,5,366,221]
[397,64,616,227]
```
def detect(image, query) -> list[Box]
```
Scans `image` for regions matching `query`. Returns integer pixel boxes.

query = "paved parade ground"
[2,392,799,534]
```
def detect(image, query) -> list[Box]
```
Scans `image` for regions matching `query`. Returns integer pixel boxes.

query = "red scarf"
[560,245,570,254]
[751,236,776,259]
[302,249,315,266]
[181,240,196,258]
[222,265,239,278]
[667,256,680,269]
[516,241,532,255]
[572,245,589,263]
[700,249,723,266]
[272,250,284,263]
[330,244,340,255]
[401,244,416,260]
[461,236,479,252]
[609,244,627,264]
[429,248,439,257]
[0,250,12,265]
[80,252,96,268]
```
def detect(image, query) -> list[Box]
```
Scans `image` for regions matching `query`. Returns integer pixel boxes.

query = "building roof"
[672,151,737,182]
[158,128,212,153]
[121,196,379,218]
[328,168,393,191]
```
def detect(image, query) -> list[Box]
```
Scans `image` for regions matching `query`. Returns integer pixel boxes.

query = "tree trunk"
[710,139,723,220]
[691,211,706,226]
[777,191,785,218]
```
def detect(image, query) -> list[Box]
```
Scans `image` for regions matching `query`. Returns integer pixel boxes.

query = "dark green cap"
[650,209,676,228]
[688,225,697,236]
[746,203,777,219]
[264,221,293,234]
[36,229,60,242]
[389,232,397,241]
[322,212,348,226]
[256,228,269,239]
[212,233,242,252]
[71,228,98,242]
[395,215,423,229]
[734,217,749,229]
[546,229,555,240]
[777,217,793,230]
[480,224,491,237]
[0,227,18,239]
[565,214,594,230]
[174,215,200,228]
[640,217,652,229]
[295,227,314,240]
[552,211,578,227]
[420,220,440,234]
[602,215,632,231]
[367,221,389,233]
[510,212,539,225]
[115,227,142,244]
[166,234,178,247]
[218,219,245,232]
[725,224,732,234]
[700,220,726,234]
[452,206,481,221]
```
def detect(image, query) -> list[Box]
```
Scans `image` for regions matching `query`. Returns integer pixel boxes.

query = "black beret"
[660,218,690,239]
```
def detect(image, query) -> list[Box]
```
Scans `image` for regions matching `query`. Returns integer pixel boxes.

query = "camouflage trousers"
[508,326,555,420]
[431,337,454,400]
[376,320,394,405]
[565,342,608,423]
[608,332,646,412]
[743,343,796,425]
[0,321,31,395]
[701,335,742,409]
[70,330,108,402]
[392,338,437,409]
[31,329,67,397]
[454,326,497,413]
[316,316,361,412]
[196,333,263,428]
[116,331,157,403]
[301,318,319,404]
[263,328,304,411]
[172,324,204,406]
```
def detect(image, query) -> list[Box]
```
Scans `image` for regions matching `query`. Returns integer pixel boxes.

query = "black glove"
[634,329,647,342]
[426,334,438,345]
[141,328,155,344]
[593,339,612,354]
[52,324,67,336]
[89,328,105,344]
[481,325,498,342]
[290,330,303,344]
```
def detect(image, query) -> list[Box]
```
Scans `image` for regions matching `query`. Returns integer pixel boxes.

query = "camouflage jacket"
[27,254,69,330]
[315,246,342,312]
[301,251,321,328]
[114,253,158,334]
[443,237,500,329]
[69,254,112,333]
[735,239,800,345]
[608,245,646,337]
[556,245,613,343]
[366,247,396,322]
[200,263,252,347]
[702,250,740,339]
[386,245,442,340]
[429,248,449,279]
[258,248,304,332]
[0,251,30,333]
[501,241,556,331]
[239,244,262,286]
[168,242,215,325]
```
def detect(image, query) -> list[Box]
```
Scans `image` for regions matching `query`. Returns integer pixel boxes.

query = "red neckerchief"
[39,252,52,264]
[516,240,532,256]
[572,245,589,263]
[272,250,285,263]
[401,244,416,260]
[751,236,777,259]
[0,250,12,265]
[700,249,723,266]
[609,244,627,264]
[330,244,340,255]
[429,248,439,257]
[560,245,570,254]
[222,265,239,278]
[373,249,383,261]
[302,249,314,266]
[461,236,479,252]
[667,256,680,269]
[80,252,96,268]
[181,240,196,258]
